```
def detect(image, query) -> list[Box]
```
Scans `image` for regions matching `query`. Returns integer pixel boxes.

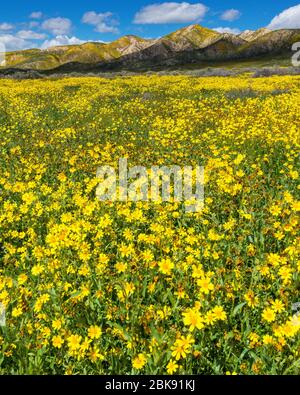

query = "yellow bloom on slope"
[269,204,282,216]
[132,353,147,370]
[158,258,174,275]
[244,291,259,308]
[52,336,64,349]
[262,308,276,323]
[22,192,36,205]
[197,277,214,294]
[182,308,204,331]
[52,319,62,330]
[166,360,179,374]
[205,310,217,325]
[262,335,274,345]
[171,334,194,360]
[271,299,285,313]
[88,325,102,340]
[115,262,127,273]
[12,306,23,318]
[89,348,104,362]
[212,306,227,321]
[291,200,300,212]
[67,334,82,351]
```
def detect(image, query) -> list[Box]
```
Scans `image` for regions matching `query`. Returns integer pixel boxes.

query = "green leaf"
[233,302,246,316]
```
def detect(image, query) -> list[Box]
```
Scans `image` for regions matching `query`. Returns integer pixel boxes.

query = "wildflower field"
[0,75,299,375]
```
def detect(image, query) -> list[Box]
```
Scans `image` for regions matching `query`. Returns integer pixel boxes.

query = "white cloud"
[82,11,119,33]
[267,4,300,30]
[30,12,43,19]
[0,34,34,51]
[220,9,241,22]
[133,2,208,24]
[42,17,72,35]
[17,30,47,40]
[0,23,14,31]
[41,35,85,49]
[29,21,40,28]
[214,27,241,35]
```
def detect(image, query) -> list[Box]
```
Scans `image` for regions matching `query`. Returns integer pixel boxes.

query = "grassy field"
[0,75,299,375]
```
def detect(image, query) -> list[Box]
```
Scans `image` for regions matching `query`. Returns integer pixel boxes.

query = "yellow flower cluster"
[0,75,299,374]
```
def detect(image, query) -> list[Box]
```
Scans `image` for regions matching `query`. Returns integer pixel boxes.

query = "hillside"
[239,28,271,42]
[164,24,221,50]
[4,35,154,70]
[93,28,300,72]
[1,25,300,74]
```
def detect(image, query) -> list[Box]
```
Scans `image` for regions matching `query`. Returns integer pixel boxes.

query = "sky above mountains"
[0,1,300,51]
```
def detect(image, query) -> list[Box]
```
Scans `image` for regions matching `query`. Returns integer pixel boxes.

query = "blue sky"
[0,1,300,50]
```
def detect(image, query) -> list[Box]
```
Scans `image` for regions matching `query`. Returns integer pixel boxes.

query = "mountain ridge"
[1,24,300,73]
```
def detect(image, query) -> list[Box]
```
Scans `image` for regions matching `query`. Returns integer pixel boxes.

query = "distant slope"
[239,28,271,42]
[164,24,221,50]
[239,29,300,57]
[1,25,221,70]
[59,28,297,73]
[1,25,300,74]
[100,28,300,71]
[3,36,155,70]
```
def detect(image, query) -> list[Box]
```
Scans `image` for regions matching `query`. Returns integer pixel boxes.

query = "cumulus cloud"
[267,4,300,30]
[41,35,86,49]
[30,12,43,19]
[213,27,241,35]
[0,34,34,51]
[133,2,208,24]
[82,11,119,33]
[42,17,72,35]
[0,23,14,31]
[17,30,47,40]
[220,9,241,22]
